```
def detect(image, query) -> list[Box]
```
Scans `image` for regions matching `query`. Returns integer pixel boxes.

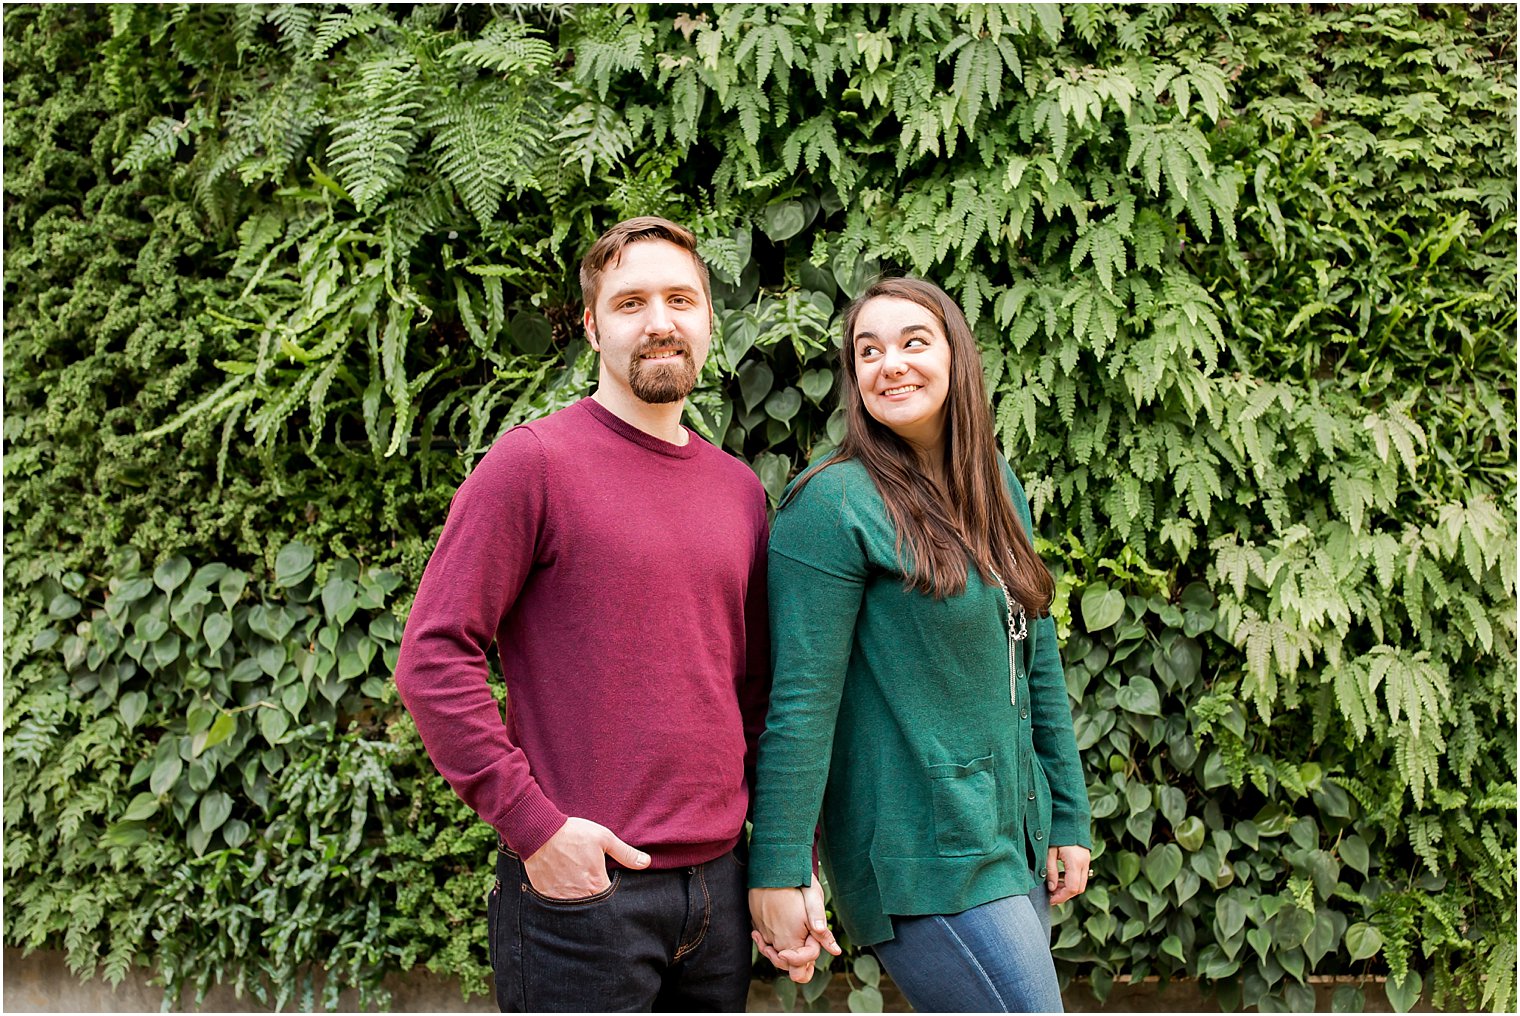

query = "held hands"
[749,874,841,983]
[1046,844,1092,905]
[522,817,650,900]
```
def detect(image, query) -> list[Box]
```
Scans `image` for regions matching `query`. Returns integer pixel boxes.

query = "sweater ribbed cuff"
[498,787,569,861]
[1049,813,1092,851]
[747,842,815,889]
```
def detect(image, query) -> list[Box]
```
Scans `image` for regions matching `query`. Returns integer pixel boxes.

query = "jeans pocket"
[928,754,998,857]
[523,868,622,907]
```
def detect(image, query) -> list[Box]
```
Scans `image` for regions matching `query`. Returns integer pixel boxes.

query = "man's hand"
[1046,844,1092,905]
[750,887,817,982]
[522,817,650,900]
[749,875,841,983]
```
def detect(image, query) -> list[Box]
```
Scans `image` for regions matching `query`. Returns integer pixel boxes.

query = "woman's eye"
[857,345,880,358]
[906,337,928,348]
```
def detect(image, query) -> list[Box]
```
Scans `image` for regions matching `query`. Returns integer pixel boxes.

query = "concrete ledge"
[4,947,1441,1012]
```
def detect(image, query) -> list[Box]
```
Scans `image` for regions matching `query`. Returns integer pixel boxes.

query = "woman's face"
[850,295,953,455]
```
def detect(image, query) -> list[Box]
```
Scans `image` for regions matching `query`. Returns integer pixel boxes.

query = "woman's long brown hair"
[786,277,1054,613]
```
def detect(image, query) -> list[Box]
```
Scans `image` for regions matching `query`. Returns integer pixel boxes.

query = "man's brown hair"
[578,216,712,314]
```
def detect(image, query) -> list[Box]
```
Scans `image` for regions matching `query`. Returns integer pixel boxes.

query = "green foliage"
[5,3,1514,1012]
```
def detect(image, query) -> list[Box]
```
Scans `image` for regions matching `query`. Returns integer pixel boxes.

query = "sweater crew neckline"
[578,397,704,459]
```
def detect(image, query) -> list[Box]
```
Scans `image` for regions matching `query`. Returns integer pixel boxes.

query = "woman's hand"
[749,876,840,983]
[1046,844,1091,905]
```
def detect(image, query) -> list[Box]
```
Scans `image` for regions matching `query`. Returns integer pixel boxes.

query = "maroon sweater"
[395,398,770,867]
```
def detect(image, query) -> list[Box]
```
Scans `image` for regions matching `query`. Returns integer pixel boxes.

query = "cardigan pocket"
[927,754,998,857]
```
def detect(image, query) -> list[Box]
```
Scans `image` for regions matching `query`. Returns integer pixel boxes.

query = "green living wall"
[4,3,1515,1012]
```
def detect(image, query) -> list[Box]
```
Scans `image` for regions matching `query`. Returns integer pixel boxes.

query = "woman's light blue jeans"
[872,883,1062,1013]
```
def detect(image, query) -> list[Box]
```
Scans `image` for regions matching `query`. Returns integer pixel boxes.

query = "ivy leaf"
[203,613,233,655]
[800,368,834,403]
[154,555,192,594]
[1115,676,1162,716]
[119,691,149,731]
[218,570,248,610]
[761,200,807,242]
[1175,815,1206,852]
[150,755,183,796]
[260,707,291,745]
[738,361,774,412]
[1081,584,1125,631]
[121,792,160,822]
[1339,834,1370,875]
[1385,972,1422,1013]
[752,452,790,506]
[1143,843,1183,890]
[198,790,233,833]
[274,543,315,587]
[764,387,802,423]
[1345,922,1383,961]
[322,578,358,624]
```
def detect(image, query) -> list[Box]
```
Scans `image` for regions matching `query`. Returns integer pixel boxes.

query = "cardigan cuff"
[747,841,815,889]
[1049,813,1092,850]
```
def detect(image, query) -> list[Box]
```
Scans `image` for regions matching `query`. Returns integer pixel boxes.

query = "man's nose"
[645,299,675,334]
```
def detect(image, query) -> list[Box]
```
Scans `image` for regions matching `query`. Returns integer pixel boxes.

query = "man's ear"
[583,307,599,351]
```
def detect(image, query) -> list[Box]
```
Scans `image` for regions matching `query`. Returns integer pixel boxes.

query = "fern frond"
[326,55,424,212]
[443,20,554,76]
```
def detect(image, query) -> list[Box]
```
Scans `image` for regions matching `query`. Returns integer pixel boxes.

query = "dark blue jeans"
[487,843,752,1012]
[872,883,1062,1013]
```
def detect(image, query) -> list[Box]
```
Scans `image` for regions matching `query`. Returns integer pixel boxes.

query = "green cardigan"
[747,456,1091,947]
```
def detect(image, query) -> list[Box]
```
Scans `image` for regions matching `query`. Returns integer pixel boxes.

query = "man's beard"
[627,337,698,404]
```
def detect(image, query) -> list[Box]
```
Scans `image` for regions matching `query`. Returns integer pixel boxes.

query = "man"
[395,217,826,1012]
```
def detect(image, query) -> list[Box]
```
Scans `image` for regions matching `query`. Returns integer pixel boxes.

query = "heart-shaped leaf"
[121,791,160,822]
[761,200,807,242]
[218,570,248,610]
[752,452,790,505]
[150,755,183,796]
[260,706,291,745]
[508,310,552,355]
[154,555,191,594]
[738,361,773,412]
[801,368,834,403]
[1115,675,1162,716]
[1344,922,1383,961]
[119,690,149,731]
[1339,834,1370,875]
[274,542,314,588]
[198,790,233,833]
[1175,815,1206,851]
[1385,971,1421,1013]
[764,387,801,423]
[203,613,233,655]
[1143,842,1183,890]
[1081,584,1125,631]
[222,817,251,850]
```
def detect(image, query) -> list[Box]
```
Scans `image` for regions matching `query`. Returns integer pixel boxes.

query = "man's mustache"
[631,337,692,359]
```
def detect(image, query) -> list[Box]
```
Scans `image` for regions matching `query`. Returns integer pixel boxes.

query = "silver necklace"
[988,561,1028,707]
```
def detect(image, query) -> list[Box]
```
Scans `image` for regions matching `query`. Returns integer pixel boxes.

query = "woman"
[747,277,1091,1012]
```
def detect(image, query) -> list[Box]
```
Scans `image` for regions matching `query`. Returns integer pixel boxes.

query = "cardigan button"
[1039,866,1048,878]
[1035,830,1044,841]
[1020,708,1028,718]
[1028,790,1036,801]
